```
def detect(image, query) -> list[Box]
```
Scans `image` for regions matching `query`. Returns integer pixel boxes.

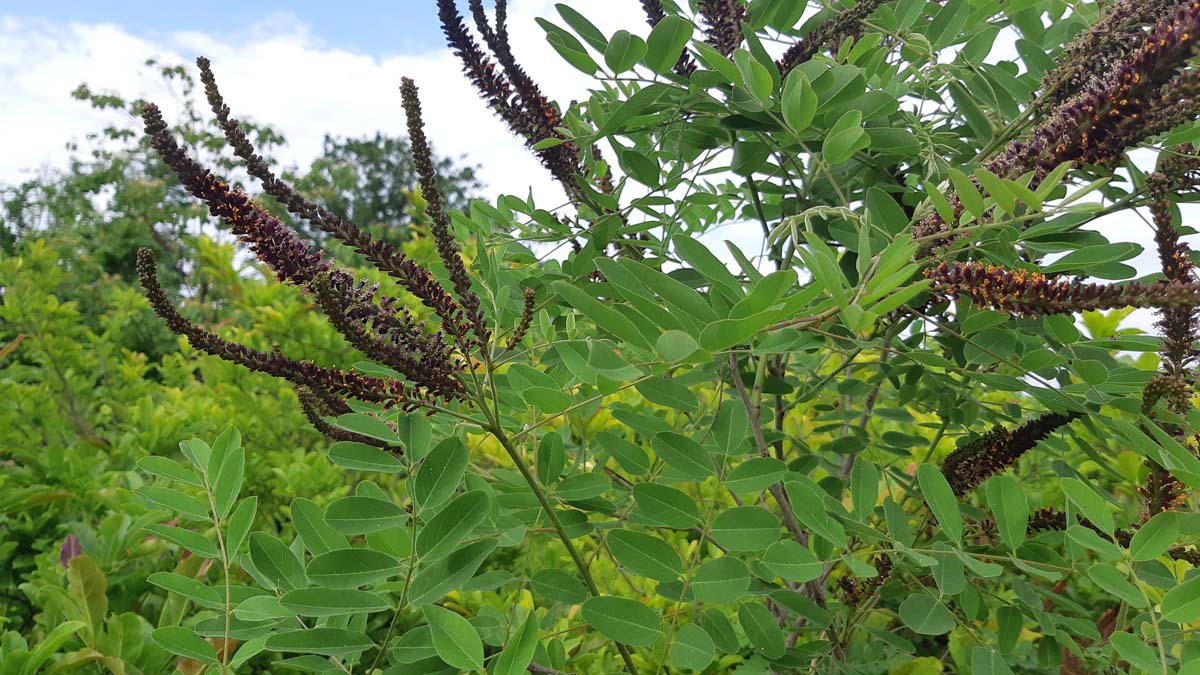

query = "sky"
[0,1,1183,331]
[0,1,646,207]
[0,1,450,54]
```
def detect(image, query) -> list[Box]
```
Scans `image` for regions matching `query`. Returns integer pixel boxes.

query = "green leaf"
[637,377,699,411]
[1130,511,1179,561]
[66,556,106,644]
[235,596,292,621]
[691,556,751,604]
[761,540,822,583]
[137,456,202,487]
[555,472,611,501]
[397,412,433,461]
[948,79,992,140]
[699,309,779,351]
[335,413,399,444]
[949,169,984,218]
[922,180,955,223]
[932,548,965,594]
[731,270,796,320]
[25,620,86,673]
[605,30,646,73]
[152,627,218,665]
[711,506,780,552]
[595,429,652,473]
[1087,564,1146,607]
[726,457,786,494]
[729,138,768,174]
[408,540,496,605]
[423,604,485,671]
[712,400,750,454]
[1110,633,1160,673]
[416,490,490,561]
[581,596,662,646]
[672,234,743,298]
[785,477,847,548]
[734,49,773,103]
[621,149,660,186]
[971,646,1015,675]
[143,524,219,559]
[225,496,257,556]
[669,623,715,671]
[523,386,573,413]
[208,427,240,475]
[595,84,671,138]
[613,258,717,324]
[633,483,701,527]
[1066,525,1122,560]
[1060,478,1114,535]
[916,464,962,542]
[531,569,588,604]
[325,496,407,535]
[329,441,405,473]
[179,438,211,470]
[898,595,955,635]
[657,330,701,361]
[1043,243,1142,275]
[279,588,391,616]
[212,446,243,519]
[823,110,868,165]
[1006,177,1042,212]
[538,433,567,484]
[976,168,1015,213]
[264,628,375,657]
[700,609,740,654]
[249,533,306,591]
[797,232,848,306]
[538,18,598,74]
[147,572,222,609]
[495,611,541,675]
[306,548,399,589]
[985,475,1027,550]
[413,437,470,509]
[644,16,693,74]
[693,41,742,82]
[609,530,682,581]
[291,497,347,555]
[850,457,879,518]
[230,635,269,670]
[389,626,436,664]
[555,3,607,52]
[738,602,785,658]
[997,606,1023,655]
[1163,574,1200,622]
[553,281,655,350]
[135,486,210,521]
[652,431,714,479]
[865,186,910,236]
[782,70,817,134]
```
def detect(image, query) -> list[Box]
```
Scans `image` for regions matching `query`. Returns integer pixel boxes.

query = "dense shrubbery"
[9,0,1200,673]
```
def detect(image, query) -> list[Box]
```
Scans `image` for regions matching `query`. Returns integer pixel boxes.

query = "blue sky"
[4,0,455,55]
[0,1,635,201]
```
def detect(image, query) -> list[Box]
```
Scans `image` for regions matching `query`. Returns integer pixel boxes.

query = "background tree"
[0,58,480,662]
[291,132,481,247]
[10,0,1200,674]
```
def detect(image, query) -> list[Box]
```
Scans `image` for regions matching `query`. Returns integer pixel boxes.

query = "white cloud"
[0,2,642,205]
